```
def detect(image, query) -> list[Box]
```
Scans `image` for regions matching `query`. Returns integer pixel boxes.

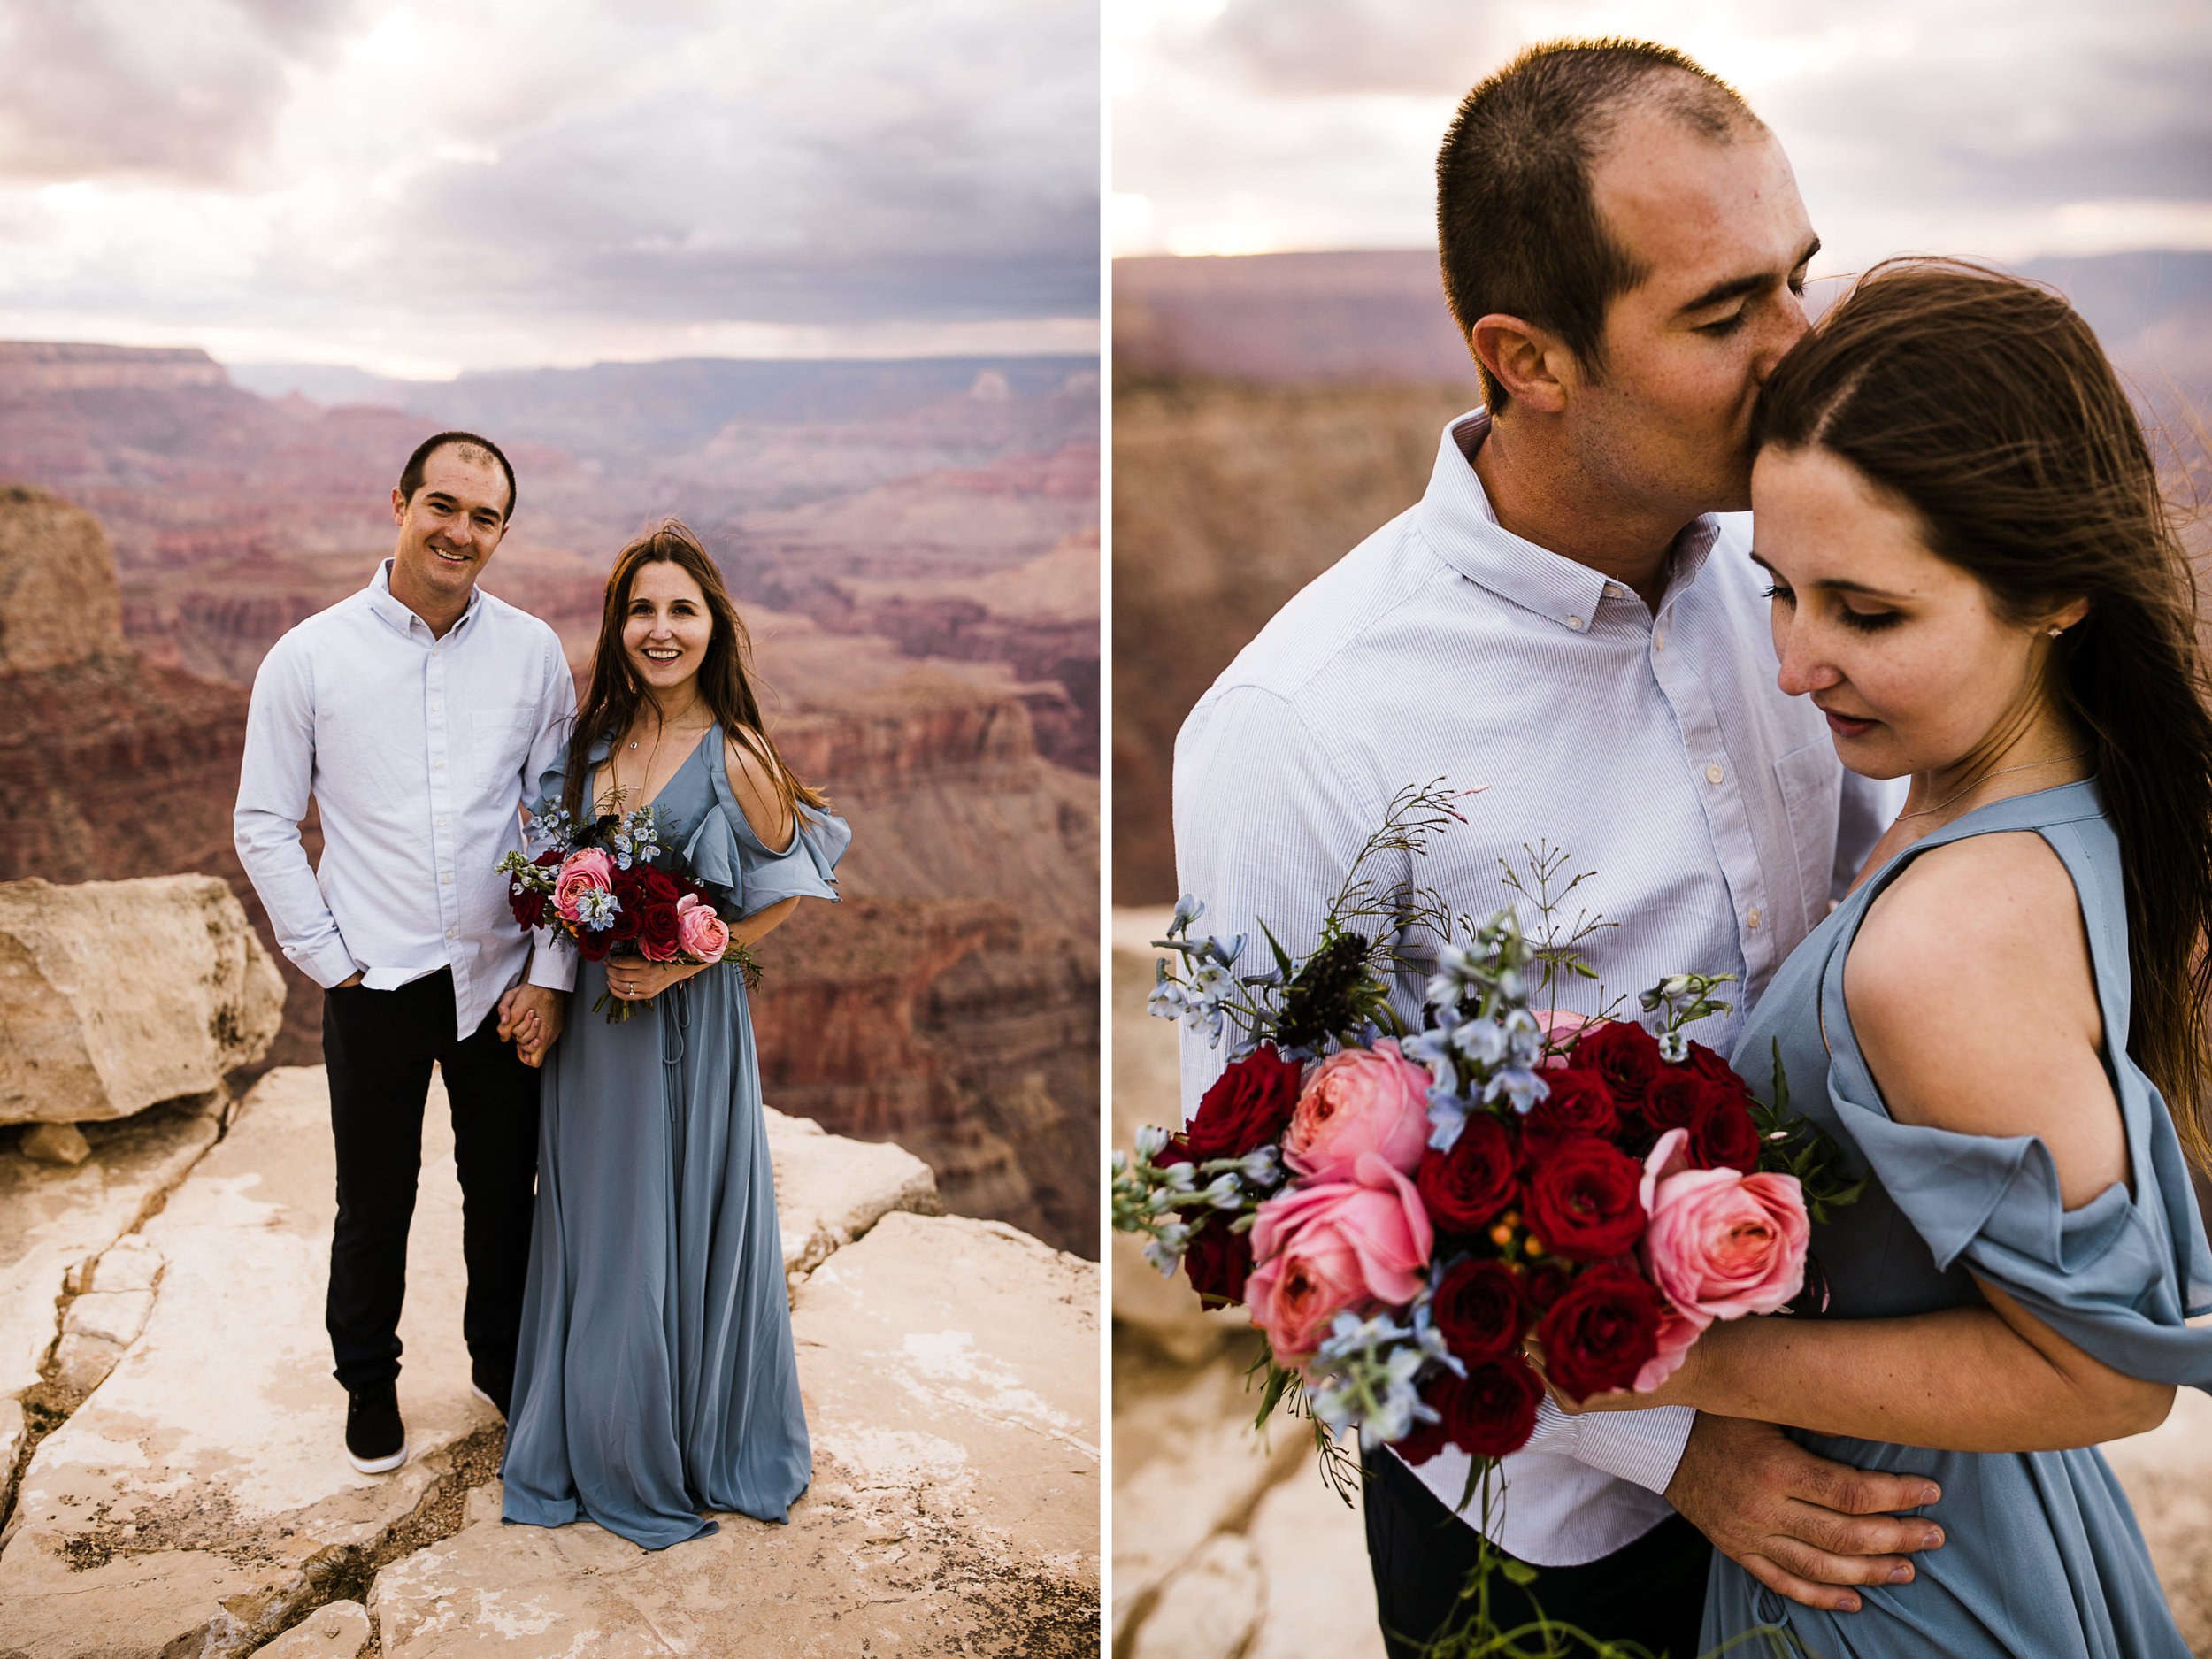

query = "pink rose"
[1283,1040,1432,1183]
[1246,1152,1433,1368]
[1536,1009,1593,1070]
[550,848,616,923]
[1634,1295,1714,1394]
[1639,1127,1810,1323]
[675,894,730,964]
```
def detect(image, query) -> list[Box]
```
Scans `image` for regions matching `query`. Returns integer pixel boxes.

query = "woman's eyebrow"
[1747,549,1911,601]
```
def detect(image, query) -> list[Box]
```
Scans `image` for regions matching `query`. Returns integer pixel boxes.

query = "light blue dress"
[1705,780,2212,1656]
[501,725,849,1550]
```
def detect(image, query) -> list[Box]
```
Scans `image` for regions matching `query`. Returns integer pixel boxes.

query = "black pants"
[322,969,540,1392]
[1363,1448,1713,1658]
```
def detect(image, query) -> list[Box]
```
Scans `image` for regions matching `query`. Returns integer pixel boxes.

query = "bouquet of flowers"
[496,795,759,1022]
[1112,784,1863,1649]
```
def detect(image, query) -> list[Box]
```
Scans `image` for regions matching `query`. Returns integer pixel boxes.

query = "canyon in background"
[0,345,1100,1258]
[1112,247,2212,905]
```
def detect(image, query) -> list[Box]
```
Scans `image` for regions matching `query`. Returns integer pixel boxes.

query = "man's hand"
[1665,1415,1944,1614]
[497,984,565,1069]
[335,972,365,988]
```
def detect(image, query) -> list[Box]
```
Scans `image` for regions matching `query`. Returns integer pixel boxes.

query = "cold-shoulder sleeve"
[1819,965,2212,1391]
[684,733,848,917]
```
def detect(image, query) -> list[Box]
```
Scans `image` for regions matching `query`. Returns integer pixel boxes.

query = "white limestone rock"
[253,1600,373,1659]
[1130,1532,1264,1659]
[0,1066,499,1659]
[367,1210,1100,1657]
[0,874,283,1124]
[765,1102,941,1285]
[19,1122,90,1164]
[0,1094,221,1403]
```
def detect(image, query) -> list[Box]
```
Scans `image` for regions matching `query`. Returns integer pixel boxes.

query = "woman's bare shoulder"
[722,728,795,850]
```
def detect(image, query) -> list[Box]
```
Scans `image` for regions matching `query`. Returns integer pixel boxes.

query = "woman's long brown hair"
[1755,258,2212,1171]
[565,519,828,826]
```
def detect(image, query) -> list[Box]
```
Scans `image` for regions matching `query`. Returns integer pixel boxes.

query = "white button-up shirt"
[234,561,579,1041]
[1172,409,1897,1567]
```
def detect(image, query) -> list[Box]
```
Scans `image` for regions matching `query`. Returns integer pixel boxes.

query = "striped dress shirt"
[1171,408,1896,1566]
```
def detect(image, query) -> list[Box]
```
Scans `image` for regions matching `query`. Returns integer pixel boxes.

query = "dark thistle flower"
[1275,932,1371,1053]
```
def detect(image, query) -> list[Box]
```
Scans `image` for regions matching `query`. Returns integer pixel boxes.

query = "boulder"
[0,1067,499,1659]
[367,1211,1100,1656]
[764,1103,941,1285]
[0,1094,223,1402]
[0,875,283,1125]
[19,1122,90,1165]
[253,1600,373,1658]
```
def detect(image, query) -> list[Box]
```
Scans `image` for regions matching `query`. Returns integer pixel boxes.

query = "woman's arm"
[1568,830,2174,1446]
[1584,1279,2171,1449]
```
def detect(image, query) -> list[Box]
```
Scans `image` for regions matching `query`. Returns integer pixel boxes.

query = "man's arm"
[234,642,360,988]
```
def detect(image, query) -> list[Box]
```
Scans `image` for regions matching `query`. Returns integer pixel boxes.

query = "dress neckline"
[591,721,718,816]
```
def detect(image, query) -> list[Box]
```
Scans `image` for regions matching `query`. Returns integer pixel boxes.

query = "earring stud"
[2048,626,2064,638]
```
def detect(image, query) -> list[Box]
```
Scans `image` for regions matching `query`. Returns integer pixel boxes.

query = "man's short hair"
[398,431,518,520]
[1437,39,1758,411]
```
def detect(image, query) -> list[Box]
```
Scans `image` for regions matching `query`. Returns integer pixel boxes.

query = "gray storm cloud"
[0,0,1098,342]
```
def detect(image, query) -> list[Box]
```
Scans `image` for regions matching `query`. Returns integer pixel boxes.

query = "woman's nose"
[1774,626,1839,697]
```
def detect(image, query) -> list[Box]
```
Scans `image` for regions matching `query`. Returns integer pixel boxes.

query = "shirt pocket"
[469,707,541,795]
[1772,738,1843,933]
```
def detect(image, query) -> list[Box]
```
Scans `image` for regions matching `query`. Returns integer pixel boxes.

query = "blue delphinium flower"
[573,887,620,931]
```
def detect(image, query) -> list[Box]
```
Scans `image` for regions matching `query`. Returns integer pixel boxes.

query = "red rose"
[1183,1045,1304,1162]
[638,866,680,905]
[1525,1263,1571,1314]
[1398,1356,1545,1463]
[1683,1041,1740,1086]
[1691,1094,1763,1174]
[1642,1071,1715,1134]
[576,926,613,963]
[1570,1021,1663,1109]
[1417,1112,1520,1234]
[1394,1371,1456,1465]
[1431,1258,1531,1363]
[1179,1213,1253,1306]
[637,901,684,962]
[1522,1135,1647,1262]
[1535,1265,1663,1400]
[1447,1356,1545,1459]
[507,849,565,930]
[606,904,643,946]
[610,864,648,903]
[1519,1066,1619,1160]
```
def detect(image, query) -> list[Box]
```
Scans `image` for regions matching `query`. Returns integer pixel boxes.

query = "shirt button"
[446,928,457,940]
[434,760,444,770]
[1567,615,1586,632]
[436,817,448,827]
[441,874,452,885]
[1706,763,1725,786]
[1654,627,1667,650]
[1748,908,1763,929]
[1603,582,1624,599]
[430,703,441,713]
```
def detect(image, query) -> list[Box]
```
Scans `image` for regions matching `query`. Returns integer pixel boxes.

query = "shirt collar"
[1416,408,1722,631]
[367,557,484,640]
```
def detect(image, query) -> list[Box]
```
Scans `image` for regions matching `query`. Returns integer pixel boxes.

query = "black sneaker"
[344,1380,409,1474]
[469,1363,511,1418]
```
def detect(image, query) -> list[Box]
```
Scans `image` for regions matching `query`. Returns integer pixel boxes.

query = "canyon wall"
[0,473,1097,1258]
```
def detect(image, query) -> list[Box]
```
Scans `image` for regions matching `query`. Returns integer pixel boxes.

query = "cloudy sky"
[0,0,1098,378]
[1111,0,2212,274]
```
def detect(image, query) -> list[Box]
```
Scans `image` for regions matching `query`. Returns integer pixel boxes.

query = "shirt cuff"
[1517,1399,1696,1496]
[527,930,577,992]
[291,937,363,991]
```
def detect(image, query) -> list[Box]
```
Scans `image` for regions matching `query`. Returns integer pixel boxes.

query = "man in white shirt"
[1173,42,1943,1655]
[235,432,576,1474]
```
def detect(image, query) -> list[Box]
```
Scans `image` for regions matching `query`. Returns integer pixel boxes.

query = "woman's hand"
[604,958,708,1002]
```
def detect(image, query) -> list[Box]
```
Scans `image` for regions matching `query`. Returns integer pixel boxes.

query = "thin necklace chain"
[612,696,708,803]
[1897,751,2090,821]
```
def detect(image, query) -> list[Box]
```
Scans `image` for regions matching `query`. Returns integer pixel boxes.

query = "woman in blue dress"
[1562,262,2212,1655]
[499,519,847,1550]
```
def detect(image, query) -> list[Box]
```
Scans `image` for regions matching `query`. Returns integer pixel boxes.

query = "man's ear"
[1468,313,1573,414]
[391,485,409,526]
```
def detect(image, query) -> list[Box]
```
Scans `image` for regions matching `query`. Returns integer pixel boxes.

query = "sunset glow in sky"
[1110,0,2212,276]
[0,0,1099,378]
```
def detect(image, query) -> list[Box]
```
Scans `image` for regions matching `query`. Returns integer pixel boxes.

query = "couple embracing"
[1175,39,2212,1659]
[235,433,844,1550]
